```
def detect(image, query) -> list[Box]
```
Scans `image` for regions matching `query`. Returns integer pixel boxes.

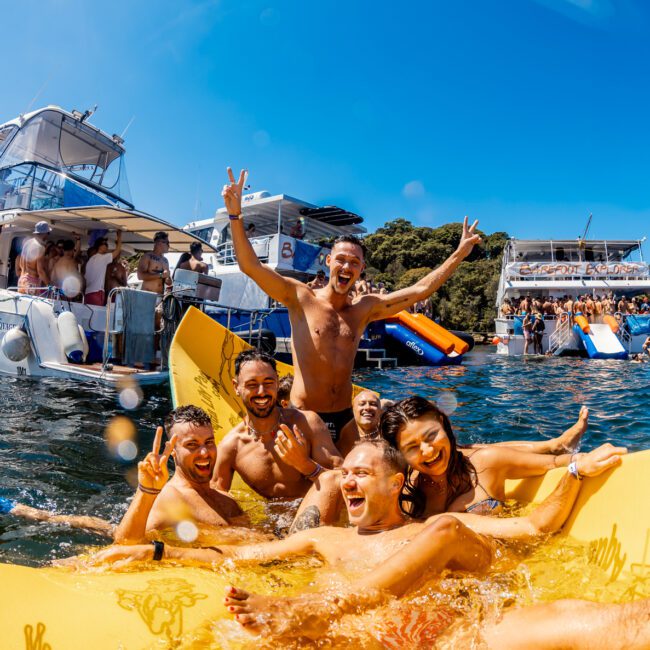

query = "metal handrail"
[102,286,128,369]
[549,312,572,354]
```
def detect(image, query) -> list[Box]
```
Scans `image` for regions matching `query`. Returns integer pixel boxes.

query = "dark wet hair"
[277,374,294,403]
[234,349,277,376]
[380,396,477,518]
[190,242,202,254]
[333,234,367,259]
[62,239,75,252]
[164,404,212,438]
[177,252,191,266]
[352,439,407,476]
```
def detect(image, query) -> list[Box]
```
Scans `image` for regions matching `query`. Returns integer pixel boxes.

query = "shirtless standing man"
[137,231,173,294]
[214,350,343,527]
[17,220,52,294]
[177,241,209,274]
[222,168,481,441]
[51,236,83,299]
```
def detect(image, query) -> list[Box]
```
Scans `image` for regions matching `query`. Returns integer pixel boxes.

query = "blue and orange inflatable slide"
[384,311,471,366]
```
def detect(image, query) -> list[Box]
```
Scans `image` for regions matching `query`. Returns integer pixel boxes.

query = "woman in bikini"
[382,396,588,517]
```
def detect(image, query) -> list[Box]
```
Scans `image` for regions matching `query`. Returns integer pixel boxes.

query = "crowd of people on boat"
[500,292,650,321]
[13,221,191,305]
[2,169,648,648]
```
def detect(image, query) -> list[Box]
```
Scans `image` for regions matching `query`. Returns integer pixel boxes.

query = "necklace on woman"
[419,472,447,494]
[246,411,281,440]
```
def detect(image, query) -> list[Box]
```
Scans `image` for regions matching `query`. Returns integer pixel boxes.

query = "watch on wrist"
[151,540,165,561]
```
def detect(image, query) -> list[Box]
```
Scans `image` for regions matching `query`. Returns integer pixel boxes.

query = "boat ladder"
[549,313,572,355]
[616,314,633,352]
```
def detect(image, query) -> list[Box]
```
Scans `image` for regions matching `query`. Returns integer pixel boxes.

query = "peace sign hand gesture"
[456,216,482,259]
[221,167,247,217]
[138,426,177,492]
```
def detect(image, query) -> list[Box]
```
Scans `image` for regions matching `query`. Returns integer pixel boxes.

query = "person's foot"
[552,406,589,454]
[224,586,332,638]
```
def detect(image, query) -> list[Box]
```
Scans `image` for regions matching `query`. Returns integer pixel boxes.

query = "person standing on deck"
[137,231,173,294]
[84,231,122,306]
[221,168,481,442]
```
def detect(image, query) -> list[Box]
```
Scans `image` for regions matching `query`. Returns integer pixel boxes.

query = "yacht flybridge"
[494,238,650,357]
[0,106,215,384]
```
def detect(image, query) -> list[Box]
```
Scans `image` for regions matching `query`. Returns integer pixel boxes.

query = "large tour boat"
[0,106,215,384]
[494,238,650,358]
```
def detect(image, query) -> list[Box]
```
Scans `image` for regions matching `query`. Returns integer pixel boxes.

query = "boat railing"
[549,312,572,354]
[615,312,633,351]
[214,237,271,266]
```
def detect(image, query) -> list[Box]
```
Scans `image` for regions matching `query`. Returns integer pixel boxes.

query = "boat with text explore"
[0,106,217,384]
[494,238,650,358]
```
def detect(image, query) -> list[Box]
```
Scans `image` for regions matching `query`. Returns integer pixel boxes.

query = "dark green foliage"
[364,219,508,332]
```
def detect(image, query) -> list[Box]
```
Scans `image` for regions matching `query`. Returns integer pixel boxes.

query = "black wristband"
[151,540,164,561]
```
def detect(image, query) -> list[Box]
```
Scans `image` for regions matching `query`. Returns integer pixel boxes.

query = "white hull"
[0,290,167,385]
[494,317,647,356]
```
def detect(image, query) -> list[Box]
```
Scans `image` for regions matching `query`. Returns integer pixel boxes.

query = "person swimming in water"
[337,390,384,457]
[113,405,259,546]
[222,168,481,441]
[382,396,590,516]
[83,439,625,643]
[213,350,344,531]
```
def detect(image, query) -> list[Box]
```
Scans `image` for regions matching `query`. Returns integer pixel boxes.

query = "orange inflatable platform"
[387,311,469,355]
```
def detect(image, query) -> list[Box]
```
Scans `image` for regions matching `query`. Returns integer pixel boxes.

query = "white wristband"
[568,461,583,480]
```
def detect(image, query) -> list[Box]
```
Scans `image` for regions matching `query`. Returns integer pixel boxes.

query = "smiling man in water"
[222,168,482,443]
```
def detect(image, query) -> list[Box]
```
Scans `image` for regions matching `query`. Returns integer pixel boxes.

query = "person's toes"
[579,406,589,421]
[227,604,249,614]
[225,585,250,601]
[236,613,257,627]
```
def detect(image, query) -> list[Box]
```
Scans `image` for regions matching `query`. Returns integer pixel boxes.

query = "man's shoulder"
[219,425,247,447]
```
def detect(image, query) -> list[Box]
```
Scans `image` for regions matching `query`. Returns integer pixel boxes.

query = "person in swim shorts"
[17,221,52,294]
[222,168,481,438]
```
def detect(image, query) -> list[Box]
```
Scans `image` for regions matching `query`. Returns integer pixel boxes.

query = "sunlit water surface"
[0,349,648,646]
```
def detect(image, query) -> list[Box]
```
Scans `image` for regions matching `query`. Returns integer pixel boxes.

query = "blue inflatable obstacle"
[572,324,628,360]
[385,323,463,365]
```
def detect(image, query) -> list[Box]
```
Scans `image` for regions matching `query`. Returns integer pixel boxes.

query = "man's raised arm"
[223,168,300,307]
[433,443,626,540]
[367,216,482,321]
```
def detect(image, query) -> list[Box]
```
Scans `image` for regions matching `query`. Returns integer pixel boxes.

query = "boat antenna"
[23,67,59,116]
[579,213,593,241]
[120,115,136,139]
[80,104,98,123]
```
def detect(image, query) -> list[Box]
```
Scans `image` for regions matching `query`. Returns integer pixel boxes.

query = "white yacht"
[494,238,650,357]
[0,106,214,384]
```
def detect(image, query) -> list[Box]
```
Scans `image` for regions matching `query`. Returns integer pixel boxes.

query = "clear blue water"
[0,348,648,566]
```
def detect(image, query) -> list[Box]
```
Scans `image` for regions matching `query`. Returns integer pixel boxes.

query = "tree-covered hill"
[364,219,508,332]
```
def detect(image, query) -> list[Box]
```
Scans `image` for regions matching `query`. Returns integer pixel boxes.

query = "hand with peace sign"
[274,423,317,477]
[456,216,482,259]
[137,426,177,493]
[222,167,248,217]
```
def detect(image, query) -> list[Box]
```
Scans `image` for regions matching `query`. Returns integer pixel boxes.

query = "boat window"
[189,226,214,243]
[0,125,17,158]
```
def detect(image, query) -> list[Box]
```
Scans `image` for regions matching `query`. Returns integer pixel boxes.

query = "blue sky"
[2,0,649,242]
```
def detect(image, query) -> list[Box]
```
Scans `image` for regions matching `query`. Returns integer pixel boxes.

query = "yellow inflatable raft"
[0,306,647,649]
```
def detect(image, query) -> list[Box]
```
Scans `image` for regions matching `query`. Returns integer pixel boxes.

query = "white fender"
[57,311,86,364]
[0,327,31,362]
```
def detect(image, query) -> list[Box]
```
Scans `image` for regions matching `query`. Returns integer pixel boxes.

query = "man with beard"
[114,405,250,544]
[337,390,384,456]
[214,350,343,529]
[87,439,626,647]
[222,168,481,442]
